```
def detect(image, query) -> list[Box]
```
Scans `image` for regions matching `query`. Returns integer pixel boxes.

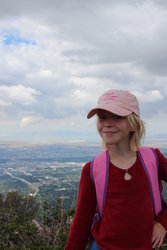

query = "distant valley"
[0,143,102,209]
[0,143,167,209]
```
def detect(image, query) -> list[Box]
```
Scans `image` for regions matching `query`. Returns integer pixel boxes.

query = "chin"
[105,141,116,146]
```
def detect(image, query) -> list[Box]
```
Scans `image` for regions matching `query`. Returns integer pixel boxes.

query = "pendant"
[124,170,131,181]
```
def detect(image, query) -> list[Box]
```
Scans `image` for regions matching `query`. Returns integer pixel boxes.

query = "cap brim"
[87,104,132,119]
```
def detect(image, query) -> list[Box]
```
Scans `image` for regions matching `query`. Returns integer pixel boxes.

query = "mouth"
[103,130,118,134]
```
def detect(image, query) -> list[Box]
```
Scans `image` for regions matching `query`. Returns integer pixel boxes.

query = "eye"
[98,113,124,121]
[113,114,123,120]
[98,113,107,120]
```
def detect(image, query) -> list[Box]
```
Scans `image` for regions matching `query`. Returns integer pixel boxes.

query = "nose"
[104,117,114,127]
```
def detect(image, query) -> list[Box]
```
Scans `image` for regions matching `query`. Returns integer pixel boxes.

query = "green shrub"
[0,191,75,249]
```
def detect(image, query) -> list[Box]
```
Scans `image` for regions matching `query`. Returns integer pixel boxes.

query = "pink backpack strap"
[91,147,162,219]
[138,147,162,216]
[90,150,110,218]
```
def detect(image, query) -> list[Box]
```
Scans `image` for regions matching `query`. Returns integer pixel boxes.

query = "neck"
[107,144,137,170]
[107,143,132,157]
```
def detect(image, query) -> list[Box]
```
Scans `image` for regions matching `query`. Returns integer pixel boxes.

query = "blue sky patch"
[3,34,36,46]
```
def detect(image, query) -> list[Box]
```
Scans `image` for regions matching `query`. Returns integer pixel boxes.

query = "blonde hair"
[101,113,145,152]
[127,114,145,152]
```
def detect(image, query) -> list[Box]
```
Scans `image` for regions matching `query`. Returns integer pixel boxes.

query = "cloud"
[0,0,167,142]
[20,115,42,127]
[133,90,164,103]
[0,84,40,105]
[0,100,12,106]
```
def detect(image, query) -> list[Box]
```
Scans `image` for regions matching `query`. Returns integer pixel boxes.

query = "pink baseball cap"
[87,89,140,118]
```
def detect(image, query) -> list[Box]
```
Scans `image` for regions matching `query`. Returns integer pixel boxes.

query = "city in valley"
[1,142,167,209]
[0,143,101,209]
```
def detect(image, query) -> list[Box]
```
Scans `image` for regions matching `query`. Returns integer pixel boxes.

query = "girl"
[65,89,167,250]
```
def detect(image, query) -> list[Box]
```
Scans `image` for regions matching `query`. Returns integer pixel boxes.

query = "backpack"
[90,147,162,222]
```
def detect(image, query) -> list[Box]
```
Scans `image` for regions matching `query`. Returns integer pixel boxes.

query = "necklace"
[124,169,131,181]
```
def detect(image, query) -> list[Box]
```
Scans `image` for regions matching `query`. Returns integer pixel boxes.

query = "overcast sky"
[0,0,167,145]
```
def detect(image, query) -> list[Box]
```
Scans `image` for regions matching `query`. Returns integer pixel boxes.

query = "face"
[97,110,133,147]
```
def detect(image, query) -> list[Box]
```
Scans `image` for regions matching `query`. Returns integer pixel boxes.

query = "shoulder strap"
[90,150,110,218]
[91,147,162,219]
[138,147,162,216]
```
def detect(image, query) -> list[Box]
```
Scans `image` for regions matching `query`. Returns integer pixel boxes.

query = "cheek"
[119,119,131,131]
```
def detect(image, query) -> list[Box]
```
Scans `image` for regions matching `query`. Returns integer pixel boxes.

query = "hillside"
[0,191,76,249]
